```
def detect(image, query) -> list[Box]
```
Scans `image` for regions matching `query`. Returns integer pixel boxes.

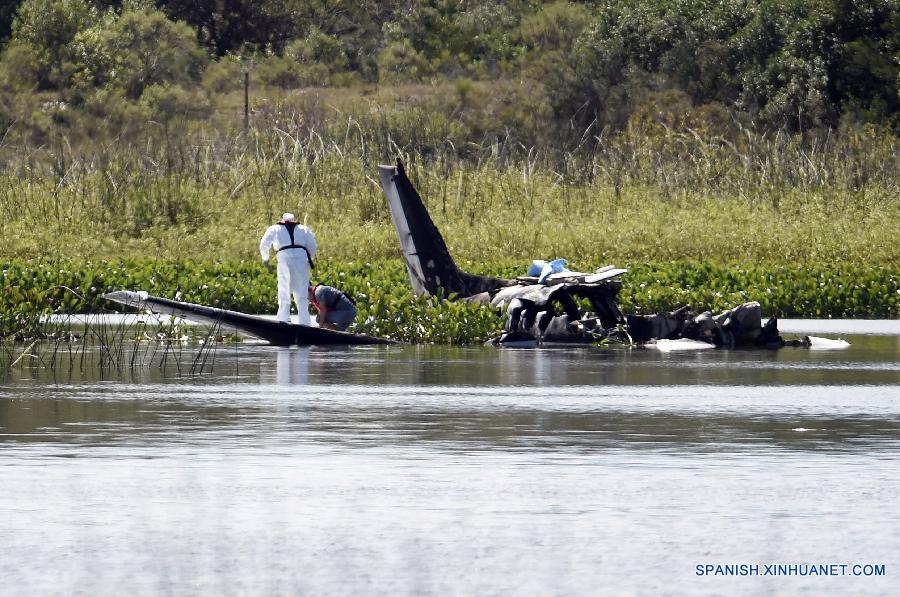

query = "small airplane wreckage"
[378,160,830,349]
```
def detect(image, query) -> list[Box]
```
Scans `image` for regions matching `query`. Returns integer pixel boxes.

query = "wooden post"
[243,71,249,132]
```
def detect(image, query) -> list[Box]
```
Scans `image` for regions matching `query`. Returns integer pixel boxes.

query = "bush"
[255,54,336,89]
[329,70,363,88]
[516,1,590,81]
[139,84,212,123]
[550,0,900,132]
[1,0,896,136]
[285,28,349,72]
[79,86,149,134]
[74,5,208,99]
[256,55,303,89]
[8,0,97,89]
[449,1,522,66]
[377,40,430,83]
[0,42,41,91]
[202,57,245,94]
[519,2,590,54]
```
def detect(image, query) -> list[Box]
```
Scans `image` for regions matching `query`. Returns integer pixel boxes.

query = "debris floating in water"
[804,336,851,350]
[650,339,715,352]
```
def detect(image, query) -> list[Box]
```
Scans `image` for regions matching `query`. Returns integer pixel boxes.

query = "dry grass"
[0,100,896,267]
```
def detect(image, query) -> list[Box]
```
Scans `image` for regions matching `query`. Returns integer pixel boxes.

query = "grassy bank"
[1,119,897,266]
[2,259,897,344]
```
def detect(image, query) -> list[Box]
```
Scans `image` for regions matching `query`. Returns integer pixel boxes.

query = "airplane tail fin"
[378,160,510,298]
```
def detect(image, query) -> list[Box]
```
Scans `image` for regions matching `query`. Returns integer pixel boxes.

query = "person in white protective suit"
[259,213,318,325]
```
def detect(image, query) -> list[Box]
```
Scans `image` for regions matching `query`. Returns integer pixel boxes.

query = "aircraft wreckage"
[378,159,816,349]
[98,161,840,350]
[102,291,392,346]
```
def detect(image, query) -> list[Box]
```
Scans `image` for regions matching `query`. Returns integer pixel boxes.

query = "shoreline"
[39,313,900,337]
[3,259,897,343]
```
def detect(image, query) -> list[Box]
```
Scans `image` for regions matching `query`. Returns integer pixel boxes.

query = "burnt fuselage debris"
[378,160,790,349]
[624,301,786,348]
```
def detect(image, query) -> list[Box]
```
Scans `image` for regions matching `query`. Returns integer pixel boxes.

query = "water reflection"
[274,347,309,385]
[250,339,897,387]
[5,334,899,388]
[0,334,897,453]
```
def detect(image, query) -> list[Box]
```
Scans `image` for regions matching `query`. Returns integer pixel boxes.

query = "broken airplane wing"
[102,291,393,346]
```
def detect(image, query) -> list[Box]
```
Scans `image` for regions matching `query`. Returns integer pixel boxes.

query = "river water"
[1,324,899,596]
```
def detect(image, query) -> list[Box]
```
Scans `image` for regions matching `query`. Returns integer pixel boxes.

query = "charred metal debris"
[378,159,794,348]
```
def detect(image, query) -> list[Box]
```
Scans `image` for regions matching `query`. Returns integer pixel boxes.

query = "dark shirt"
[313,285,354,312]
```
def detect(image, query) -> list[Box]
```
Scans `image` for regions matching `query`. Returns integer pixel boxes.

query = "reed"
[0,312,230,378]
[0,100,896,267]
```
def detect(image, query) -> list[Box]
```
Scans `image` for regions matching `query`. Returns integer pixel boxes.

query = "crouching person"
[308,283,357,331]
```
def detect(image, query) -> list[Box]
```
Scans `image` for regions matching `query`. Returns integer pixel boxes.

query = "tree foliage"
[74,4,207,99]
[0,0,897,131]
[557,0,899,130]
[7,0,98,88]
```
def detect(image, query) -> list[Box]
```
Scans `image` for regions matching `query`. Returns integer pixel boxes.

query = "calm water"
[1,328,899,596]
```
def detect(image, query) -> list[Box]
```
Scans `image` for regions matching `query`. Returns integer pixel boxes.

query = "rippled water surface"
[1,329,899,596]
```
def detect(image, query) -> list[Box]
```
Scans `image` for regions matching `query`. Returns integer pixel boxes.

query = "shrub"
[550,0,900,132]
[329,70,363,88]
[377,40,430,83]
[0,42,41,91]
[202,57,245,94]
[74,5,208,99]
[256,55,300,89]
[139,84,212,123]
[8,0,97,89]
[286,27,349,72]
[519,1,590,54]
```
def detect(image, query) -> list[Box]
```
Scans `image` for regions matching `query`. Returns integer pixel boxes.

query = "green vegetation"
[2,260,897,343]
[2,0,897,134]
[0,122,897,265]
[2,1,897,215]
[0,1,898,343]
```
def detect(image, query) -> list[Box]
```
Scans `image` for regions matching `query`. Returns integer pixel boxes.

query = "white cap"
[281,212,296,222]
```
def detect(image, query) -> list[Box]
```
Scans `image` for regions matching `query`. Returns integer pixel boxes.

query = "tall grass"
[0,98,897,267]
[0,312,228,378]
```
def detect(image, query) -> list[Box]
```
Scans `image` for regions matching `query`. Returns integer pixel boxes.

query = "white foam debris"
[650,339,715,352]
[805,336,851,350]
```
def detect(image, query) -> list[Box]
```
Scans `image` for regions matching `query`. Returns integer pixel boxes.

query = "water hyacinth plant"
[2,259,897,346]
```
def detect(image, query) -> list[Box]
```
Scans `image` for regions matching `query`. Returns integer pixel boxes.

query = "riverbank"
[2,259,897,343]
[2,100,896,347]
